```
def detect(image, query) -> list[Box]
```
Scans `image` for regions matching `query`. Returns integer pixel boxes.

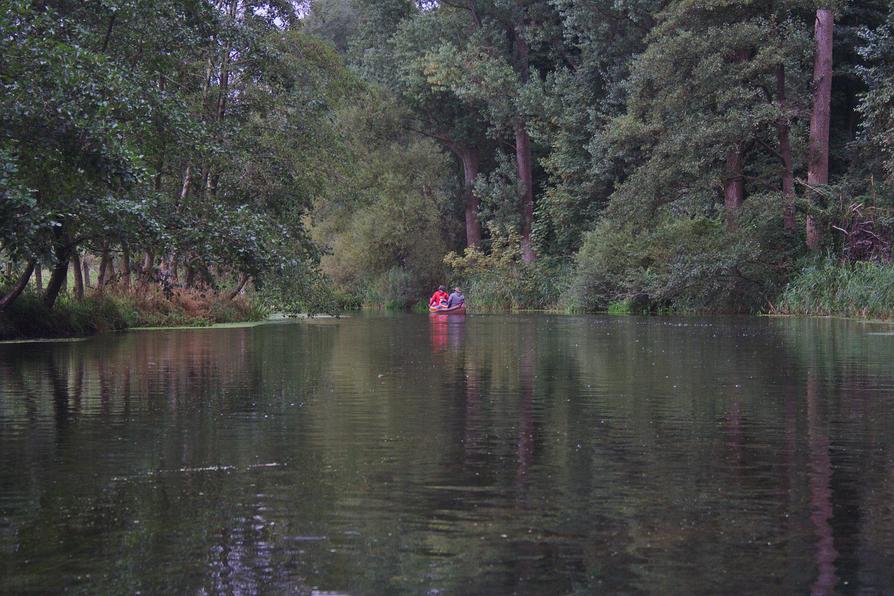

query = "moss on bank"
[0,288,268,340]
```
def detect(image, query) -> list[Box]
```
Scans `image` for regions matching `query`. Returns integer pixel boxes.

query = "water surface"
[2,313,894,593]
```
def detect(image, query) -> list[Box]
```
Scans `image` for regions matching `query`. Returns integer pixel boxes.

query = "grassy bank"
[0,287,268,340]
[773,259,894,320]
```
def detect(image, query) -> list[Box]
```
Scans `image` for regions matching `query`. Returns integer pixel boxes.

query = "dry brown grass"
[97,284,259,327]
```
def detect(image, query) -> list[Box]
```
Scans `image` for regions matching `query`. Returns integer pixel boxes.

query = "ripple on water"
[2,314,894,593]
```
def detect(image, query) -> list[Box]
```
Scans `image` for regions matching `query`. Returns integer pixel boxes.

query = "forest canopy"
[2,0,894,325]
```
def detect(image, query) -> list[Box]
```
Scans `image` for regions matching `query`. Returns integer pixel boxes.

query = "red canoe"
[429,304,466,314]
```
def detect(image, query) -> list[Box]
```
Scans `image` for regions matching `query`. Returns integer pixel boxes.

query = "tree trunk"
[34,267,43,292]
[515,121,536,262]
[142,251,154,273]
[724,146,745,231]
[98,250,110,288]
[167,254,180,285]
[121,247,131,289]
[83,255,91,288]
[44,242,71,309]
[0,261,35,311]
[228,273,249,300]
[71,251,84,299]
[777,64,796,231]
[105,256,116,286]
[806,8,834,250]
[459,147,481,247]
[178,164,192,206]
[513,24,536,263]
[723,48,749,231]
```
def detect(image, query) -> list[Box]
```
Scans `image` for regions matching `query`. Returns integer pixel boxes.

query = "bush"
[444,228,572,311]
[0,291,131,339]
[362,266,421,310]
[566,195,798,313]
[774,258,894,319]
[0,286,268,340]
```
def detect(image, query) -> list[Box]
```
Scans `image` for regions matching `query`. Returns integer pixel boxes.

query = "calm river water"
[2,313,894,594]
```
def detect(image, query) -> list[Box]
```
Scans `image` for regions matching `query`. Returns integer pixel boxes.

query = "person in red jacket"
[429,285,448,308]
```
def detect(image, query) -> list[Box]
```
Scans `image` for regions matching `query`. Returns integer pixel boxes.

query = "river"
[1,313,893,593]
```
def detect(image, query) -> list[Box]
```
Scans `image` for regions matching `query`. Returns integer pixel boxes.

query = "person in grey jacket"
[447,287,464,308]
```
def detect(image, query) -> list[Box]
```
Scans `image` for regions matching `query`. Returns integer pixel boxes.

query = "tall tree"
[806,8,834,250]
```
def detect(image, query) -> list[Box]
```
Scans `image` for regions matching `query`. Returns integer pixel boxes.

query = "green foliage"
[568,195,798,313]
[0,292,129,339]
[362,266,419,310]
[856,5,894,184]
[604,5,813,223]
[4,0,894,326]
[0,283,268,339]
[444,227,571,311]
[473,152,523,232]
[312,90,457,308]
[0,1,349,318]
[775,258,894,319]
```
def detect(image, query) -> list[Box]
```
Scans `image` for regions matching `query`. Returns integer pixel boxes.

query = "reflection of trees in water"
[4,316,894,592]
[0,327,333,593]
[775,318,894,591]
[806,370,837,595]
[463,350,482,467]
[516,333,535,489]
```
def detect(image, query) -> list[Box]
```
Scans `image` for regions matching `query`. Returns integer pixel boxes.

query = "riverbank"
[771,259,894,320]
[5,258,893,340]
[0,288,267,340]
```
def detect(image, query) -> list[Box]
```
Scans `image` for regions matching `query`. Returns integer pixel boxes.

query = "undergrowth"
[444,228,572,311]
[0,287,268,340]
[774,258,894,319]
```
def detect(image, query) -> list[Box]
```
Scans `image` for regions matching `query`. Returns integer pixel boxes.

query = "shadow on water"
[1,314,894,593]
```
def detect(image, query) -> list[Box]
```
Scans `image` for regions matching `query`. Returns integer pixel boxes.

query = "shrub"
[0,285,268,339]
[0,291,131,339]
[566,195,798,313]
[362,266,421,310]
[444,227,572,311]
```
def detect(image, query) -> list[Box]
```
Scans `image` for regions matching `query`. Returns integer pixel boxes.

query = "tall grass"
[455,259,571,311]
[774,258,894,319]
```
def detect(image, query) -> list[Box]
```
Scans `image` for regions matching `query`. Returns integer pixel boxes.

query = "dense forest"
[2,0,894,336]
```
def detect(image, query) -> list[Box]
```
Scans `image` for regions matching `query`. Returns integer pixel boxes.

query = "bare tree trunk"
[71,251,84,299]
[121,247,131,289]
[806,8,834,250]
[724,146,745,231]
[723,48,749,232]
[515,121,536,262]
[777,64,796,231]
[207,7,234,197]
[82,255,91,288]
[98,250,110,288]
[459,147,481,247]
[0,261,35,310]
[105,256,116,286]
[178,164,192,206]
[34,267,43,292]
[44,241,71,309]
[228,273,249,300]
